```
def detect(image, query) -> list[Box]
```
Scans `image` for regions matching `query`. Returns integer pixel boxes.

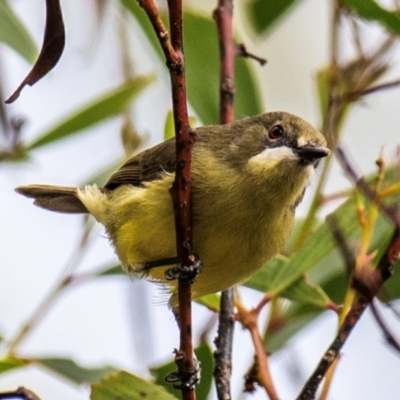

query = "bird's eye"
[268,125,284,140]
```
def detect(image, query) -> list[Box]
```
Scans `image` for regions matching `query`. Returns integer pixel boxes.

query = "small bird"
[16,111,329,306]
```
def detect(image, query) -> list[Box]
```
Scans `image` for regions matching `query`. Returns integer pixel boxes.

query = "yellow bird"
[16,112,329,306]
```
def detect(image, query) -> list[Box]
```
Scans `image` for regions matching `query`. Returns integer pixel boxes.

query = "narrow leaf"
[0,1,37,63]
[342,0,400,36]
[91,370,178,400]
[26,75,155,151]
[0,358,26,374]
[245,256,331,308]
[6,0,65,103]
[247,0,302,35]
[35,357,118,384]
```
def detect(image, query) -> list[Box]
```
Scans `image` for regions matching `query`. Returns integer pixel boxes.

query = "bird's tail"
[15,185,88,214]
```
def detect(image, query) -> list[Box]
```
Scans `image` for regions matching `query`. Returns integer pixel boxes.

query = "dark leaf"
[6,0,65,103]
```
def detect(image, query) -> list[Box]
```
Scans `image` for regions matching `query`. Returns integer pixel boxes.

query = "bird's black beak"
[293,145,330,166]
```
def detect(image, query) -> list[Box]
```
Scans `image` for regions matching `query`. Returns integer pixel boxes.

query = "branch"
[236,299,279,400]
[0,387,41,400]
[212,2,236,399]
[138,1,196,398]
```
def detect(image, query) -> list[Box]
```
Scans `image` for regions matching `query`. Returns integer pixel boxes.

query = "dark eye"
[268,124,284,140]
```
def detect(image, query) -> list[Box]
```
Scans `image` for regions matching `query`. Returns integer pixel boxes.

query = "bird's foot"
[165,254,202,284]
[165,349,201,390]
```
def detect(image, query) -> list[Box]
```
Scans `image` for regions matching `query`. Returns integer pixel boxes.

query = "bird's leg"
[165,349,201,390]
[164,253,202,284]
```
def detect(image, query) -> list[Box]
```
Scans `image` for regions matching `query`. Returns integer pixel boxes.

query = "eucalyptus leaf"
[342,0,400,36]
[35,357,118,384]
[245,256,331,308]
[247,0,302,35]
[0,1,37,63]
[0,358,26,375]
[91,370,178,400]
[26,75,155,151]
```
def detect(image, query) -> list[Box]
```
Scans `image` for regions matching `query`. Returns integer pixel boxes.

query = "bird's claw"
[165,352,201,390]
[165,254,202,284]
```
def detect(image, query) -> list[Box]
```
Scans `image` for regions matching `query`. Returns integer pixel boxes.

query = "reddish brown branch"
[138,1,196,398]
[213,0,235,124]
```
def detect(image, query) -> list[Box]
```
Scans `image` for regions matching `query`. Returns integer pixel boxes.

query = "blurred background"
[1,0,400,399]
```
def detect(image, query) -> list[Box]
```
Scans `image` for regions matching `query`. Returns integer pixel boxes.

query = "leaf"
[195,293,221,311]
[245,256,331,308]
[35,357,118,384]
[120,2,262,124]
[25,75,155,151]
[95,264,125,277]
[164,110,175,141]
[0,358,27,375]
[342,0,400,36]
[151,343,213,400]
[91,370,178,400]
[6,0,65,103]
[247,0,303,35]
[0,1,37,63]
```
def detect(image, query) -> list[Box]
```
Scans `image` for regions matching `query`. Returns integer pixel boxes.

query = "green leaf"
[95,264,125,277]
[342,0,400,36]
[151,343,213,400]
[120,2,263,124]
[0,358,27,375]
[267,200,395,298]
[164,110,175,141]
[35,357,118,384]
[91,370,178,400]
[0,1,37,63]
[26,75,155,151]
[195,293,221,311]
[245,256,331,308]
[247,0,302,35]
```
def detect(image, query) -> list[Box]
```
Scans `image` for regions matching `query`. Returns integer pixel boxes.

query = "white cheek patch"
[249,146,296,165]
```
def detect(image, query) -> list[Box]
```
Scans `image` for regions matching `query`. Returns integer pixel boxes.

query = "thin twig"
[236,299,279,400]
[236,43,267,66]
[346,79,400,100]
[370,299,400,353]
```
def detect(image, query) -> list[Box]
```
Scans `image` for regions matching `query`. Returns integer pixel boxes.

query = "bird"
[16,111,329,306]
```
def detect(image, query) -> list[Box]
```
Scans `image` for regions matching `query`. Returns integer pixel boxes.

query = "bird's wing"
[104,138,177,189]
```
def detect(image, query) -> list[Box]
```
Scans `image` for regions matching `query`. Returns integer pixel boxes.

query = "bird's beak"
[293,145,330,165]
